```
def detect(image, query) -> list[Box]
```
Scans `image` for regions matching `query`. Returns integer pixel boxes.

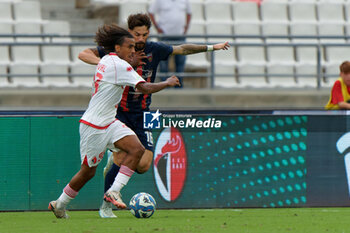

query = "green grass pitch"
[1,208,350,233]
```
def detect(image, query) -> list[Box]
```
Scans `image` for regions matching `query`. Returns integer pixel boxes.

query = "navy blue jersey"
[97,41,173,112]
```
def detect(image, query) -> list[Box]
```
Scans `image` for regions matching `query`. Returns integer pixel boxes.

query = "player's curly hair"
[127,13,152,30]
[340,61,350,74]
[95,23,133,53]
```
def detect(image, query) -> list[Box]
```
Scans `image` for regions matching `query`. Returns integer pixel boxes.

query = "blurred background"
[0,0,345,110]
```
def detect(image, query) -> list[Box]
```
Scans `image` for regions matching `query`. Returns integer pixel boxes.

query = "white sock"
[57,192,72,209]
[57,184,78,209]
[108,165,134,192]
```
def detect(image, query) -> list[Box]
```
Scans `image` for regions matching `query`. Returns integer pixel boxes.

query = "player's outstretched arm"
[78,48,101,65]
[136,76,180,94]
[172,42,230,55]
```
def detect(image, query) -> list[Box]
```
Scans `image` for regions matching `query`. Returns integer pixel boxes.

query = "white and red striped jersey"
[80,53,145,128]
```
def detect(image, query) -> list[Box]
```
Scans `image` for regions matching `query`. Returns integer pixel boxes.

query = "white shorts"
[79,120,135,167]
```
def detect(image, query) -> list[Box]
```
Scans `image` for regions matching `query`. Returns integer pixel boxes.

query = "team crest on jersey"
[147,53,153,62]
[126,66,133,72]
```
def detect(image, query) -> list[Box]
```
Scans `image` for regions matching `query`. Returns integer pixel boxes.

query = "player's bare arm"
[338,102,350,110]
[172,42,230,55]
[136,76,180,94]
[78,48,101,65]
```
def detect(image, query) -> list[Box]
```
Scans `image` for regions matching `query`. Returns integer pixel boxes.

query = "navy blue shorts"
[116,109,154,151]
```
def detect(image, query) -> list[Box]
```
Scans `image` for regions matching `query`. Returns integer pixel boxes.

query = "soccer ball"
[129,192,156,218]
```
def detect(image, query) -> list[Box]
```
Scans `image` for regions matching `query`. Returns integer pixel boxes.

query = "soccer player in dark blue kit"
[78,13,230,218]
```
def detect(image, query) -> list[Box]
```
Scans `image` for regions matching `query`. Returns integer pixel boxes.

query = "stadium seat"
[261,22,289,43]
[260,2,289,24]
[42,21,71,43]
[11,45,41,64]
[70,61,96,88]
[345,3,350,23]
[70,45,96,87]
[0,46,10,64]
[214,47,238,88]
[289,1,317,23]
[42,45,70,64]
[0,22,14,43]
[206,22,234,43]
[290,23,319,88]
[9,64,42,87]
[236,64,268,88]
[40,64,71,87]
[14,22,42,43]
[323,64,339,87]
[0,2,13,22]
[119,0,148,27]
[345,24,350,42]
[41,45,71,87]
[186,22,206,43]
[233,22,261,43]
[318,23,345,43]
[323,42,350,86]
[41,20,72,87]
[214,65,238,88]
[232,1,260,23]
[236,42,268,87]
[204,0,233,23]
[186,53,210,69]
[0,64,10,87]
[190,0,205,24]
[266,44,296,87]
[13,1,42,22]
[317,1,345,23]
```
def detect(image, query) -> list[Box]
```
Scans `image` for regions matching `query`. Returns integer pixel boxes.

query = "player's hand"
[166,75,180,87]
[213,42,230,51]
[130,51,147,67]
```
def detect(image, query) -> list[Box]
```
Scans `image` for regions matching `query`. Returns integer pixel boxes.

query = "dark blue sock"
[104,163,120,193]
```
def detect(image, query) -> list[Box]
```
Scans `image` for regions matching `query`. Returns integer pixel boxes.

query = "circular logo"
[153,127,187,202]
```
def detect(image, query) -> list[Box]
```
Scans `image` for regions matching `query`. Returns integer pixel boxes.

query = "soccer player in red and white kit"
[48,24,180,219]
[79,13,230,218]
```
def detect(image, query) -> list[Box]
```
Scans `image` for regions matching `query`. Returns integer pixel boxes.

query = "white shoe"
[99,207,117,218]
[104,190,126,209]
[103,151,114,178]
[48,200,69,219]
[99,200,117,218]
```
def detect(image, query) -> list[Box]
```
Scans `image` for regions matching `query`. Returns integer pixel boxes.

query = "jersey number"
[93,73,103,96]
[145,131,154,145]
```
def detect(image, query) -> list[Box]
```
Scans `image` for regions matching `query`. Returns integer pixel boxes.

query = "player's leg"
[104,134,145,209]
[100,114,153,217]
[102,114,152,192]
[49,123,105,219]
[103,150,114,178]
[102,121,145,209]
[112,149,153,173]
[49,164,98,217]
[135,149,153,173]
[99,151,124,218]
[99,148,152,218]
